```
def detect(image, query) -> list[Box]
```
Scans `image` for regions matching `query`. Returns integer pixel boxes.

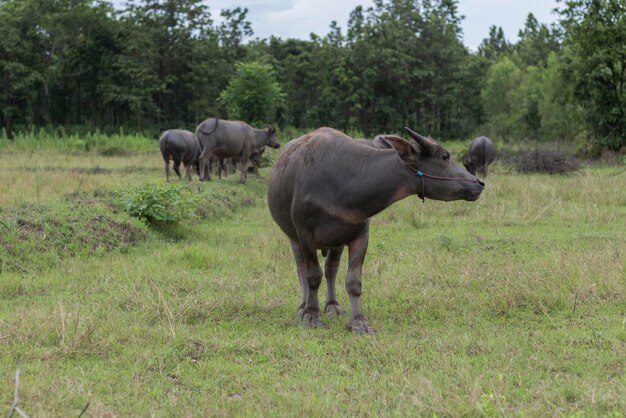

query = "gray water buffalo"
[464,136,496,177]
[159,129,201,182]
[268,127,484,335]
[195,118,280,184]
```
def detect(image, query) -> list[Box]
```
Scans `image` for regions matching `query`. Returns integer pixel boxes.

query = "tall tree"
[515,13,562,68]
[559,0,626,150]
[481,57,524,139]
[478,26,511,62]
[118,0,215,129]
[219,61,284,126]
[538,52,584,142]
[0,0,43,138]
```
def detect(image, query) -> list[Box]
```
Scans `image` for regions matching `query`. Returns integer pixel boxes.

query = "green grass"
[0,136,624,416]
[0,129,157,153]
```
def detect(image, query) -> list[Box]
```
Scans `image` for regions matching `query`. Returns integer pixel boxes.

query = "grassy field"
[0,135,624,417]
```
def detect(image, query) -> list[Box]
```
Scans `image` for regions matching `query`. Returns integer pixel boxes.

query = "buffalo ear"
[372,134,393,149]
[379,135,414,161]
[404,127,438,156]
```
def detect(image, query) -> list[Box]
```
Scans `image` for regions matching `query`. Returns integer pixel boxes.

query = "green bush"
[118,183,198,224]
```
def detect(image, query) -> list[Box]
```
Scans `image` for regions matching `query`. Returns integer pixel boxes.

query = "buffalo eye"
[442,153,450,161]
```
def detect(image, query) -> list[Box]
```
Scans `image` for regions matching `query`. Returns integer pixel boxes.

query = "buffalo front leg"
[219,158,228,178]
[238,158,248,184]
[345,225,375,335]
[324,247,344,316]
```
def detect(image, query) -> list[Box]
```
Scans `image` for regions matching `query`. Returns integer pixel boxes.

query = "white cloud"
[211,0,560,49]
[456,0,559,49]
[209,0,372,40]
[113,0,560,49]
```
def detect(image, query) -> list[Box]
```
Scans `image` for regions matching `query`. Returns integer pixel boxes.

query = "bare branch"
[7,356,86,418]
[77,402,89,418]
[7,355,30,418]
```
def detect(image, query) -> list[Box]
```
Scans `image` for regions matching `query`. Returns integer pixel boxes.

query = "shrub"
[514,150,580,174]
[118,184,198,224]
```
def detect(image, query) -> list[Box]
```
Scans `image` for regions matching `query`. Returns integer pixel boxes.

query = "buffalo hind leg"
[324,247,344,316]
[184,163,193,181]
[172,158,182,180]
[346,225,375,335]
[199,150,211,181]
[290,239,308,320]
[164,160,171,182]
[291,238,324,328]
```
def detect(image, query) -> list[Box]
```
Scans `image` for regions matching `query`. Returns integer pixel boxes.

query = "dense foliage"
[0,0,624,151]
[118,183,198,224]
[219,62,284,127]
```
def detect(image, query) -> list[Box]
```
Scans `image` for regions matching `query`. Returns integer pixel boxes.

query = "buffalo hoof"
[295,303,306,321]
[325,301,342,316]
[302,312,325,329]
[347,319,376,336]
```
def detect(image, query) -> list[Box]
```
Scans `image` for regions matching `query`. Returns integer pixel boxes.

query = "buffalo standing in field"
[464,136,496,177]
[268,127,484,335]
[159,129,201,182]
[195,118,280,184]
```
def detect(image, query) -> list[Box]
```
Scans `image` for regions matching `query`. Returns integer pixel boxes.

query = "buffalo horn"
[404,127,437,155]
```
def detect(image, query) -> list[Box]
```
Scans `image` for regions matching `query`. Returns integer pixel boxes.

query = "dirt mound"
[0,200,148,273]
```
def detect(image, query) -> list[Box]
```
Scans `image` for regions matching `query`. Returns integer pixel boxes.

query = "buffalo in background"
[196,118,280,184]
[464,136,496,177]
[159,129,201,182]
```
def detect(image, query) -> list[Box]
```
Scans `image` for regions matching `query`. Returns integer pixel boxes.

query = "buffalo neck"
[336,150,418,220]
[251,129,268,148]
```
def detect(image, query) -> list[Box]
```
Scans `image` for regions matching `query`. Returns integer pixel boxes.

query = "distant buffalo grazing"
[210,146,265,179]
[159,129,201,182]
[268,127,484,335]
[195,118,280,184]
[464,136,496,177]
[248,146,265,174]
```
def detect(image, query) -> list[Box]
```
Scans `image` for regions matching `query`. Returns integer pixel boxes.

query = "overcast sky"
[207,0,560,50]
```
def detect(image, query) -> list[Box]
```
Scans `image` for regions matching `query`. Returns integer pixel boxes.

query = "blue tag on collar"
[416,171,424,177]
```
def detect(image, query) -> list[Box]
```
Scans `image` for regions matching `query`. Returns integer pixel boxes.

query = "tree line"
[0,0,624,151]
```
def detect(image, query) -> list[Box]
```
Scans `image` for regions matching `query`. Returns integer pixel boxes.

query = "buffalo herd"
[158,121,496,334]
[159,118,279,184]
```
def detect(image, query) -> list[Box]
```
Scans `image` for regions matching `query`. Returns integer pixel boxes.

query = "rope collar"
[414,169,482,202]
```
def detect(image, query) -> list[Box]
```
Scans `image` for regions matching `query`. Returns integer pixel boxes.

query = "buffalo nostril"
[478,180,485,187]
